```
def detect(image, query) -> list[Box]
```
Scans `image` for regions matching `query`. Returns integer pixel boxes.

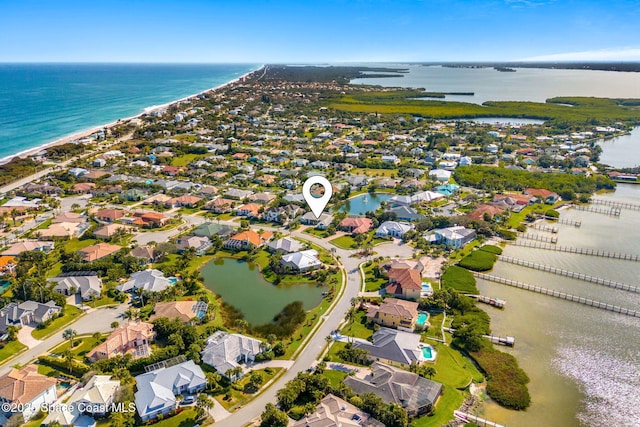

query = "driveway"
[17,325,42,349]
[374,239,415,259]
[0,304,128,376]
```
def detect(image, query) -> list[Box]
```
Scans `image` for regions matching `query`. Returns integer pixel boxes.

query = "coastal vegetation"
[441,265,478,293]
[326,90,640,124]
[458,245,502,272]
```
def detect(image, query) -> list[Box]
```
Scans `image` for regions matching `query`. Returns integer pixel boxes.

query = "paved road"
[0,304,128,376]
[133,213,206,245]
[213,229,365,427]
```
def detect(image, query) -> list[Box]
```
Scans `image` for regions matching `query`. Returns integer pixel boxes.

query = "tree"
[196,393,214,419]
[63,328,78,348]
[10,208,19,226]
[423,366,437,379]
[110,321,119,329]
[260,403,289,427]
[248,371,263,390]
[92,332,102,343]
[62,349,74,371]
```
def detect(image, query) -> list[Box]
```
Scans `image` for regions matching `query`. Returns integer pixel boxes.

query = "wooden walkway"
[542,216,581,227]
[574,205,621,216]
[590,198,640,211]
[475,273,640,318]
[454,411,506,427]
[521,233,557,244]
[510,240,640,261]
[531,223,558,233]
[498,255,639,293]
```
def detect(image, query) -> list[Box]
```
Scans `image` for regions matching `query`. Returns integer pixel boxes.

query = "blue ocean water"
[0,63,259,161]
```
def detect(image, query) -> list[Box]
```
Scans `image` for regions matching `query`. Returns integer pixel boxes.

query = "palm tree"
[110,321,119,329]
[196,394,214,419]
[10,208,18,226]
[423,366,437,379]
[62,349,74,372]
[63,329,78,348]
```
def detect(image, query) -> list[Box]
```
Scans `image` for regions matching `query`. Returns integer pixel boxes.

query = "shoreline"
[0,65,265,166]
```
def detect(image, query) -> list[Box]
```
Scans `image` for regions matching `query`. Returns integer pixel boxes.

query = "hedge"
[479,245,503,255]
[441,266,478,293]
[458,250,497,272]
[38,355,90,377]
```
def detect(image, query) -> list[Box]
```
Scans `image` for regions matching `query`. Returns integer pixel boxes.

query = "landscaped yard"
[329,235,358,249]
[49,333,106,359]
[323,369,348,388]
[340,309,374,340]
[412,386,465,427]
[153,408,200,427]
[32,305,83,339]
[64,238,98,252]
[362,261,386,292]
[171,153,206,167]
[214,367,282,411]
[0,340,27,364]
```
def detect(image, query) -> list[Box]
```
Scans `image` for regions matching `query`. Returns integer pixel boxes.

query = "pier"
[444,327,515,347]
[454,411,506,427]
[520,233,557,244]
[510,240,640,261]
[467,294,507,308]
[475,273,640,318]
[574,205,621,216]
[531,223,558,233]
[590,198,640,211]
[497,256,639,293]
[542,216,581,226]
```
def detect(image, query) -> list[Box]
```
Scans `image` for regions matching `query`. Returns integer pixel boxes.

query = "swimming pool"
[421,282,433,296]
[416,312,429,326]
[419,344,437,362]
[168,277,179,285]
[421,346,433,359]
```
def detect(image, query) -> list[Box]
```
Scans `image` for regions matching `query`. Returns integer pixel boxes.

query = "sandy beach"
[0,65,264,166]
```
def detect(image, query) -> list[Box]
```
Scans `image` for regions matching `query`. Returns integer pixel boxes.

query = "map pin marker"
[302,176,333,219]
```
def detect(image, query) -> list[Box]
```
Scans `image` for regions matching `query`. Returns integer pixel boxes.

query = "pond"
[200,257,327,325]
[335,193,393,215]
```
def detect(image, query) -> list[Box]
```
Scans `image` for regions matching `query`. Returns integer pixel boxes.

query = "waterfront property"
[149,300,208,323]
[352,327,435,367]
[281,249,323,272]
[344,362,443,417]
[201,331,263,379]
[337,193,393,215]
[292,393,384,427]
[366,298,419,331]
[425,226,476,249]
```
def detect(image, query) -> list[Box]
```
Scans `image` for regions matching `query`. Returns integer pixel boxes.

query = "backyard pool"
[419,344,437,362]
[420,282,433,297]
[416,311,429,326]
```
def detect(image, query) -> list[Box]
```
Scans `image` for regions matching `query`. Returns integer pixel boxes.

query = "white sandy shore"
[0,65,264,166]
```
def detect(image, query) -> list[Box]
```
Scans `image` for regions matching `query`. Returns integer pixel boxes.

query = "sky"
[1,0,639,63]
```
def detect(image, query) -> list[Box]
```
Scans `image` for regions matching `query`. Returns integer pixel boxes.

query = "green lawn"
[421,313,444,340]
[362,262,387,292]
[171,153,206,167]
[506,203,548,228]
[32,305,83,339]
[64,238,97,252]
[50,334,105,359]
[329,235,358,249]
[340,309,374,340]
[412,386,465,427]
[304,228,330,238]
[352,168,398,177]
[153,408,200,427]
[214,368,281,411]
[0,340,27,364]
[323,369,348,388]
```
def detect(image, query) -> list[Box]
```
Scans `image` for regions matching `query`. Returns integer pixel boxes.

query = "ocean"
[0,63,259,161]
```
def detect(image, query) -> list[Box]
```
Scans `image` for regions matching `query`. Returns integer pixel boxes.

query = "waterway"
[200,257,326,325]
[336,193,393,215]
[350,64,640,104]
[477,184,640,427]
[598,127,640,169]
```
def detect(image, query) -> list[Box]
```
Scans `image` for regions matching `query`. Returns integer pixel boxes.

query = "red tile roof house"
[385,268,423,300]
[162,165,184,176]
[95,208,127,222]
[166,194,203,208]
[524,188,560,204]
[0,365,57,422]
[235,203,262,218]
[467,204,506,221]
[339,217,374,234]
[205,198,235,213]
[132,212,168,228]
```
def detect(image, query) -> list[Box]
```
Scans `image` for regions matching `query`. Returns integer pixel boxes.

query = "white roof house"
[134,360,206,421]
[48,273,102,301]
[376,221,414,238]
[116,269,174,293]
[201,331,263,378]
[266,237,305,253]
[281,249,322,271]
[428,169,452,182]
[389,191,444,207]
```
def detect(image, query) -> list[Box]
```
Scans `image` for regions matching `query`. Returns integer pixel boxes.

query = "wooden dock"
[531,223,558,233]
[497,255,639,293]
[454,411,506,427]
[542,216,581,227]
[574,205,621,216]
[444,327,515,347]
[521,233,557,244]
[511,240,640,261]
[475,273,640,318]
[467,294,507,308]
[590,198,640,211]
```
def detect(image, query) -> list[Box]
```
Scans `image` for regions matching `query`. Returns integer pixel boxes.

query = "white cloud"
[521,48,640,61]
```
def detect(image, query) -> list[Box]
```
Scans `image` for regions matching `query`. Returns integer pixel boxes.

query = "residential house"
[467,204,507,221]
[93,223,133,239]
[248,192,276,204]
[223,230,272,250]
[49,272,102,301]
[0,365,57,422]
[381,154,400,164]
[95,208,126,223]
[176,235,212,255]
[267,237,305,254]
[205,198,235,213]
[119,188,148,202]
[281,250,322,272]
[387,206,425,222]
[425,226,476,249]
[134,360,206,421]
[225,188,254,200]
[352,327,426,367]
[71,182,96,194]
[116,269,174,293]
[339,217,373,234]
[52,212,87,224]
[389,191,443,207]
[344,362,443,417]
[375,221,413,238]
[291,394,384,427]
[201,331,263,379]
[385,268,422,300]
[235,203,262,218]
[43,375,120,426]
[166,194,203,208]
[0,300,61,332]
[428,169,452,182]
[366,298,419,331]
[129,245,157,264]
[1,240,54,257]
[78,243,122,261]
[143,194,172,206]
[130,212,168,228]
[300,212,334,229]
[86,322,155,362]
[524,188,560,203]
[149,300,208,323]
[193,222,235,238]
[39,221,89,239]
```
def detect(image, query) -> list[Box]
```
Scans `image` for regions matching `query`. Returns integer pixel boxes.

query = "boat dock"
[531,223,558,233]
[497,255,639,293]
[520,233,557,244]
[590,198,640,211]
[574,205,621,216]
[443,327,515,347]
[475,273,640,318]
[454,411,506,427]
[467,294,507,308]
[542,216,581,226]
[511,240,640,261]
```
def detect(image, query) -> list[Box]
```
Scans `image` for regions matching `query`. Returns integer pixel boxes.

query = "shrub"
[479,244,503,255]
[545,209,560,218]
[458,250,497,272]
[38,355,90,376]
